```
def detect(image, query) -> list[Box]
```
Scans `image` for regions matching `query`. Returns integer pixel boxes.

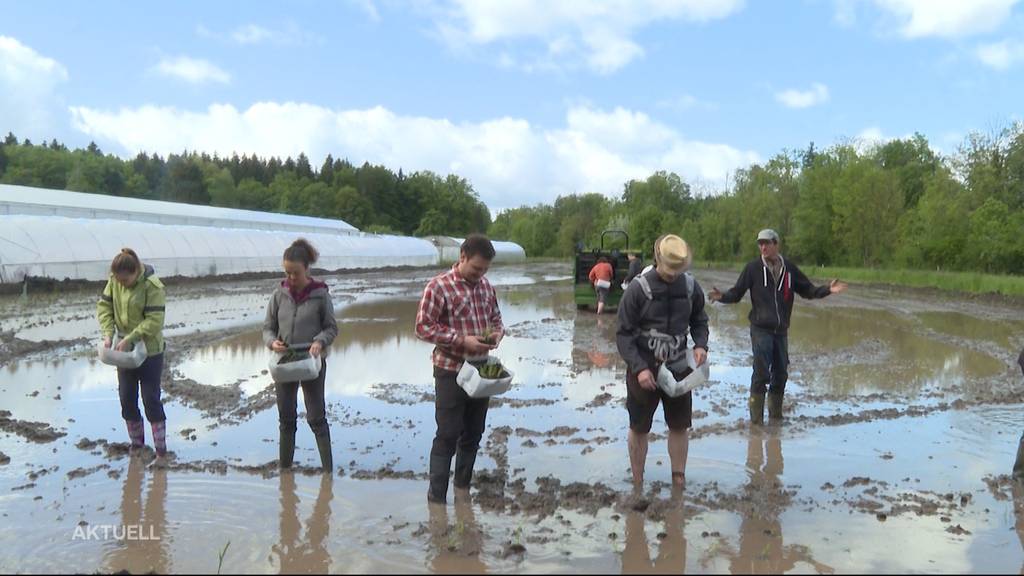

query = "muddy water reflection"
[729,433,833,575]
[4,263,1024,573]
[275,472,333,574]
[101,458,170,575]
[621,492,686,574]
[428,500,488,574]
[789,307,1005,395]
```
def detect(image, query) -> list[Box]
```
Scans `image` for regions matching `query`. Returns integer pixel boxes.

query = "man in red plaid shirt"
[415,234,504,504]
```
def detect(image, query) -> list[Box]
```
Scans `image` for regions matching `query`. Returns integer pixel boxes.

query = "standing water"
[1,263,1023,573]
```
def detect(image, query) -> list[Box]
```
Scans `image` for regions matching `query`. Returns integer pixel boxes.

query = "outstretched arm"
[791,264,842,299]
[710,264,752,304]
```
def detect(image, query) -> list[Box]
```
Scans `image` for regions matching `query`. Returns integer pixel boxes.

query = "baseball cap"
[756,229,780,244]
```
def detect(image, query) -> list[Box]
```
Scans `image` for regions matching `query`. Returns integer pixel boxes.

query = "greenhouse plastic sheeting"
[0,184,358,235]
[436,236,526,263]
[0,215,439,283]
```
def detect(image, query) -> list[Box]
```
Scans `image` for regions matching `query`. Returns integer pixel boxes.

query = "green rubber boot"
[749,393,765,426]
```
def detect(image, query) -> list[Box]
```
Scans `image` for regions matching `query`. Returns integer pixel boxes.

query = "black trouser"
[431,366,490,459]
[750,327,788,396]
[118,353,166,422]
[276,358,329,437]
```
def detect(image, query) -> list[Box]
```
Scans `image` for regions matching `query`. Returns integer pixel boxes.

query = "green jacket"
[97,265,166,356]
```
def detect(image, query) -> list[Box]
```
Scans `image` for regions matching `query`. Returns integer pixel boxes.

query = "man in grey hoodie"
[264,239,339,472]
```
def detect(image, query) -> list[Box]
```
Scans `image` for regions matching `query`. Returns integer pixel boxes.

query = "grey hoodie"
[262,282,338,354]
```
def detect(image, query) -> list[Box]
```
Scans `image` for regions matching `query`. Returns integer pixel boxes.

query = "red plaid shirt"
[415,264,504,372]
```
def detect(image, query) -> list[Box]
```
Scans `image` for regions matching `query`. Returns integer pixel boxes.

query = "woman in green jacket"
[97,248,168,464]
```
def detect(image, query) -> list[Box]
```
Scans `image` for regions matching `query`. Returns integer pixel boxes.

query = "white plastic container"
[98,339,148,369]
[269,351,321,383]
[457,356,514,398]
[594,279,611,290]
[656,349,711,397]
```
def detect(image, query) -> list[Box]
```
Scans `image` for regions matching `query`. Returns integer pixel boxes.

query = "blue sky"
[2,0,1023,211]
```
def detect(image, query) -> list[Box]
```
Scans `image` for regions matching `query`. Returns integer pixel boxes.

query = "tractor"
[573,230,642,311]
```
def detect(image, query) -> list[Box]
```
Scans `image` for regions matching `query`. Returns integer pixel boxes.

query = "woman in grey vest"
[263,239,338,472]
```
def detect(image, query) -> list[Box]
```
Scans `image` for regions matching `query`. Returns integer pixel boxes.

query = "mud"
[3,262,1024,573]
[0,331,91,366]
[0,410,67,443]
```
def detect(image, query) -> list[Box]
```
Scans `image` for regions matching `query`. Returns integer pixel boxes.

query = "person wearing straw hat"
[707,229,847,425]
[617,234,709,491]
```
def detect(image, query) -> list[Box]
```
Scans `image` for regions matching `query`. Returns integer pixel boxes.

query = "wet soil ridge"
[0,410,67,443]
[0,330,89,367]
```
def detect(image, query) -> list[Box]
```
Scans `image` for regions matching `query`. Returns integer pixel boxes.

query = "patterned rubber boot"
[126,420,145,454]
[150,421,168,468]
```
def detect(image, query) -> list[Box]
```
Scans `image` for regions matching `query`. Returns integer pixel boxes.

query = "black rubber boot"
[1013,436,1024,481]
[767,393,784,421]
[453,449,477,490]
[315,428,333,472]
[428,454,453,504]
[279,428,296,469]
[749,393,765,426]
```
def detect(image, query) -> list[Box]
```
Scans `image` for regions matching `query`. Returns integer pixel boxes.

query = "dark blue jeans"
[117,353,166,422]
[750,327,788,396]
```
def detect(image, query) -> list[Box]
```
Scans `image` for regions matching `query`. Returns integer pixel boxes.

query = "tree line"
[0,133,490,237]
[489,124,1024,276]
[3,124,1023,275]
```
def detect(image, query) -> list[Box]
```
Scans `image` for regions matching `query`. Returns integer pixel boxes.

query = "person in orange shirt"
[588,257,614,315]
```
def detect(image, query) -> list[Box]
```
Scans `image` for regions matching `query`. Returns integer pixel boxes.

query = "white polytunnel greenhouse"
[427,236,527,264]
[0,185,445,283]
[0,184,359,235]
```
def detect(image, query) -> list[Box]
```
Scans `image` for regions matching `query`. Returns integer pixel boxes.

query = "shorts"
[596,286,610,303]
[625,369,692,433]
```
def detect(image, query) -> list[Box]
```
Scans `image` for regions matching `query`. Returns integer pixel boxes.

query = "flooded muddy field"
[1,263,1024,573]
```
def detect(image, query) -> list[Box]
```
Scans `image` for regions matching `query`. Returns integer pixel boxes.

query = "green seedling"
[278,349,311,365]
[478,362,506,379]
[480,326,496,346]
[216,540,231,575]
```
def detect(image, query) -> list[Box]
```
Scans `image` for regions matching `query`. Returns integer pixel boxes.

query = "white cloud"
[231,24,275,45]
[775,83,830,109]
[197,22,323,46]
[869,0,1019,39]
[430,0,745,74]
[976,39,1024,69]
[657,94,718,112]
[0,36,69,140]
[857,126,888,144]
[69,102,760,210]
[153,56,231,85]
[349,0,381,22]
